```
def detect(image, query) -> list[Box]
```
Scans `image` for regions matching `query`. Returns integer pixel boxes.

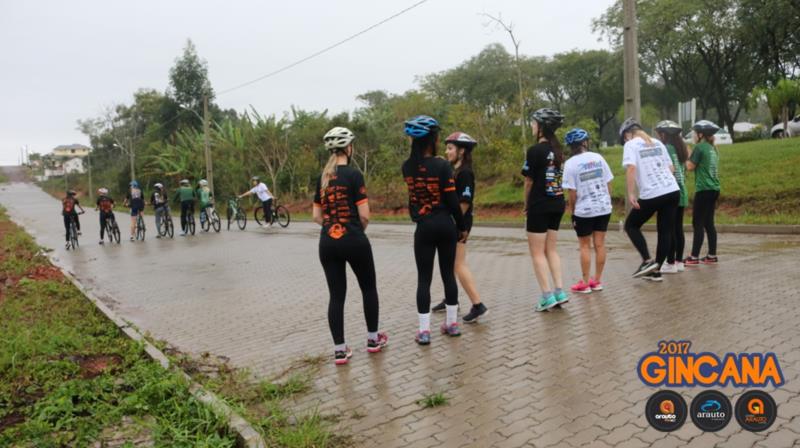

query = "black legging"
[691,190,719,257]
[180,200,194,232]
[625,191,680,266]
[99,211,113,240]
[667,206,685,264]
[319,234,379,345]
[63,212,80,241]
[414,213,458,313]
[262,199,273,224]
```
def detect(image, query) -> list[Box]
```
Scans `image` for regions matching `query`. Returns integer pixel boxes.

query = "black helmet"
[655,120,682,135]
[67,190,76,196]
[618,117,642,144]
[529,108,565,130]
[692,120,720,135]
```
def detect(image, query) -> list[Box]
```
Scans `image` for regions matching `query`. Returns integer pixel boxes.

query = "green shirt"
[196,187,212,207]
[666,144,688,207]
[689,141,720,192]
[173,186,196,202]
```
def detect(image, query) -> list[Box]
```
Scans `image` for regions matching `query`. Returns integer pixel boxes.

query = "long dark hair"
[661,133,689,164]
[454,145,473,176]
[538,125,563,166]
[408,131,438,175]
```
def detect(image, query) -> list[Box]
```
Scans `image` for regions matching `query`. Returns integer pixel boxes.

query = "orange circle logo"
[660,400,675,414]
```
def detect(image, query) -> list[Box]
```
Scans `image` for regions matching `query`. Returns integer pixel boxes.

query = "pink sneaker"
[589,278,604,291]
[570,280,592,294]
[367,332,388,353]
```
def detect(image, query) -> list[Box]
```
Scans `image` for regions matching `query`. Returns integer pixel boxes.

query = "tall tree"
[168,39,214,127]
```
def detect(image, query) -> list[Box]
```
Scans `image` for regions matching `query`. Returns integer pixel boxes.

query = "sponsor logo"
[735,391,777,432]
[646,391,687,432]
[691,391,732,432]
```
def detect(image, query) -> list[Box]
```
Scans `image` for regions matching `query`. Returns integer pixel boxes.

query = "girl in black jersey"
[313,127,387,365]
[402,115,467,345]
[430,132,487,323]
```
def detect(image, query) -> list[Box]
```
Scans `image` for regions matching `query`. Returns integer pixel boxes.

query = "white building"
[52,144,90,159]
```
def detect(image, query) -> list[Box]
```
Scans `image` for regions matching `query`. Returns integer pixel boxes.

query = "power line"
[218,0,430,95]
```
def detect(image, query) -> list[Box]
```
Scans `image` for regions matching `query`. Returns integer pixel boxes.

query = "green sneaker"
[555,290,569,305]
[535,295,558,312]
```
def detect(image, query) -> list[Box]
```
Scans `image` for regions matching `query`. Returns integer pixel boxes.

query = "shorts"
[130,206,143,216]
[572,214,611,237]
[526,211,564,233]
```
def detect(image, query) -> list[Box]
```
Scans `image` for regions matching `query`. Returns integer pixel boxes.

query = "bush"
[734,125,767,143]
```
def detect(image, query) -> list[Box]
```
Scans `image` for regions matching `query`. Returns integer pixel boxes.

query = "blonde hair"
[321,152,339,189]
[632,129,654,145]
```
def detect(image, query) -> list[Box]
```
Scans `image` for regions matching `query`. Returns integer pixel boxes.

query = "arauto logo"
[646,391,687,432]
[637,340,784,387]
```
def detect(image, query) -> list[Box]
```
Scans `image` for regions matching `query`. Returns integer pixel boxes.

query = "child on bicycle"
[196,179,214,230]
[61,190,84,247]
[151,182,168,239]
[173,179,196,236]
[95,187,115,245]
[123,180,145,242]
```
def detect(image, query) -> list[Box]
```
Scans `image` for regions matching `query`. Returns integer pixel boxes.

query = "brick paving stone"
[2,180,799,448]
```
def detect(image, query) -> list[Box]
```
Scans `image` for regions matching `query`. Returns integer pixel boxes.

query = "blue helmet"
[404,115,440,138]
[565,128,590,146]
[130,180,140,188]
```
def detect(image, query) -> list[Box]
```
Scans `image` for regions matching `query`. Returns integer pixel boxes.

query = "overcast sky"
[0,0,614,164]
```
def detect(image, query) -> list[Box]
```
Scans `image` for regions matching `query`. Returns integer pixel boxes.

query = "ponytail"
[632,129,654,146]
[538,126,563,166]
[407,131,439,176]
[321,152,339,189]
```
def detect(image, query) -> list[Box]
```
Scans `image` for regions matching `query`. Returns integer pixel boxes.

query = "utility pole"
[203,95,214,197]
[129,137,135,182]
[87,149,93,202]
[623,0,641,221]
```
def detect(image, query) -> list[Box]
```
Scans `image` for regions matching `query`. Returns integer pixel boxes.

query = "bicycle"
[226,197,247,230]
[157,206,175,239]
[254,201,290,228]
[185,206,196,236]
[66,212,84,250]
[200,203,221,233]
[134,211,146,241]
[104,212,121,244]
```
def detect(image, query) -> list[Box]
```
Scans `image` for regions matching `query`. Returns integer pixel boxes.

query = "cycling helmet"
[444,132,478,149]
[250,176,260,182]
[404,115,440,138]
[564,128,590,146]
[692,120,720,135]
[130,180,139,188]
[323,127,355,151]
[529,108,565,130]
[655,120,682,135]
[618,117,642,144]
[153,183,163,189]
[199,179,208,187]
[180,179,190,186]
[98,187,108,195]
[67,190,76,196]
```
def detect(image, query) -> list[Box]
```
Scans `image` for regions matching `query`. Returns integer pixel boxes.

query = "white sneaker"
[268,222,273,228]
[660,263,679,274]
[676,261,685,272]
[259,223,266,228]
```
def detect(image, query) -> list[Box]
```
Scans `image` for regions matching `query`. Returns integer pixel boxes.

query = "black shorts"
[572,214,611,237]
[526,211,564,233]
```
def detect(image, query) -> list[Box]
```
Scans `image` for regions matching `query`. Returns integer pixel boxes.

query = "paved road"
[1,176,799,447]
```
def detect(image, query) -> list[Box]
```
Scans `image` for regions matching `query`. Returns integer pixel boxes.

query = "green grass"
[477,138,800,225]
[0,208,236,447]
[417,392,449,408]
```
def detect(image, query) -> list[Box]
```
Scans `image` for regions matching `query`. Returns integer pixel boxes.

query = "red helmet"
[444,132,477,150]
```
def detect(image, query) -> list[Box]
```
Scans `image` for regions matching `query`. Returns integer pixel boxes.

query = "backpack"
[63,197,75,213]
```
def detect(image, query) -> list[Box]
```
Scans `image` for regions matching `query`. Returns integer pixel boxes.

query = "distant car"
[770,116,800,138]
[683,128,733,145]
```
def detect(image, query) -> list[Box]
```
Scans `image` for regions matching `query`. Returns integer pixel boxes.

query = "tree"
[753,79,800,135]
[169,39,214,126]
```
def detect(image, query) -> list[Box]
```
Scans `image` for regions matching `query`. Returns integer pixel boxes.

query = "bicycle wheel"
[211,210,221,232]
[70,222,79,249]
[253,207,264,226]
[200,210,210,232]
[275,206,290,228]
[110,220,121,244]
[137,216,146,241]
[157,217,166,237]
[226,207,233,231]
[188,217,196,235]
[105,222,115,243]
[236,210,247,230]
[166,217,174,238]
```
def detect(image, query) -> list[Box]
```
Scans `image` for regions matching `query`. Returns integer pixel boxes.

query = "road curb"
[7,215,267,448]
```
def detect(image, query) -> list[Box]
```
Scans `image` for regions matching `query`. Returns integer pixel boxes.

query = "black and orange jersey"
[313,165,368,240]
[62,196,79,215]
[96,195,115,213]
[402,156,466,231]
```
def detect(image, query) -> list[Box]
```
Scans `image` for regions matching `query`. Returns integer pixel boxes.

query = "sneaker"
[334,347,352,365]
[643,271,663,282]
[462,304,488,323]
[555,290,569,304]
[367,332,388,353]
[268,222,273,228]
[99,240,104,245]
[535,295,558,312]
[77,231,82,236]
[589,278,604,291]
[676,261,685,272]
[684,256,700,266]
[156,235,161,239]
[259,223,266,228]
[702,255,718,264]
[180,232,187,237]
[431,300,447,313]
[660,263,679,274]
[632,260,658,278]
[440,322,461,337]
[570,280,592,294]
[129,236,134,242]
[415,330,431,345]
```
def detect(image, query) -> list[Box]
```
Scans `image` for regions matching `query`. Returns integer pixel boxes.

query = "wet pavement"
[1,177,799,447]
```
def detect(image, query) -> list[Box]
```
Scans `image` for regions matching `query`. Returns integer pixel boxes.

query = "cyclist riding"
[238,176,274,228]
[61,189,84,248]
[151,182,168,239]
[123,180,145,242]
[173,179,196,236]
[95,187,115,245]
[196,179,214,230]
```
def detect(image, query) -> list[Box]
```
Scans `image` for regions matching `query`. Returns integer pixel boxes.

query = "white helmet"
[199,179,208,186]
[323,127,355,151]
[98,187,108,195]
[154,183,163,189]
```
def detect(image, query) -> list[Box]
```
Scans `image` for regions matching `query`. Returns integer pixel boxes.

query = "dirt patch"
[0,413,25,431]
[69,354,124,379]
[26,265,63,281]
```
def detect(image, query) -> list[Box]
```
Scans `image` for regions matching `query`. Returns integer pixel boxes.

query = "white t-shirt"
[249,183,273,202]
[562,152,614,218]
[622,137,679,200]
